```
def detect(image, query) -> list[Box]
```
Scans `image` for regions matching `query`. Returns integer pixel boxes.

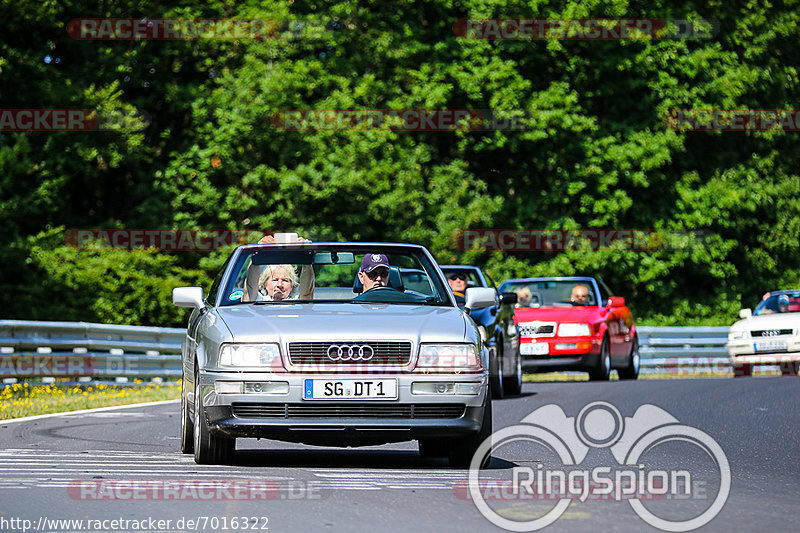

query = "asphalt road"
[0,377,797,533]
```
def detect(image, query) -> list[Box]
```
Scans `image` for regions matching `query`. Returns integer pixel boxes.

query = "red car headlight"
[557,323,592,336]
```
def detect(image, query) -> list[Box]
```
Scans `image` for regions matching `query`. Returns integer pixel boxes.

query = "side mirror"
[739,308,752,319]
[499,292,518,305]
[607,296,625,308]
[464,287,496,311]
[173,287,205,309]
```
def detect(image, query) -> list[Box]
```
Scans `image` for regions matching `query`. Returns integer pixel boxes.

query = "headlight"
[417,344,482,372]
[217,343,282,368]
[728,330,749,340]
[557,323,592,337]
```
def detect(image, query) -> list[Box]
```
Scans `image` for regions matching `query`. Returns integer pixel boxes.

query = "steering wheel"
[365,286,400,293]
[354,285,414,302]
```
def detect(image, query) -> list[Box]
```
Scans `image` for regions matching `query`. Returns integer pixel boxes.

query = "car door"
[485,270,518,368]
[599,279,631,360]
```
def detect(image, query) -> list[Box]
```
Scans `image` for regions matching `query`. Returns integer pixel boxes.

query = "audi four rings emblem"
[326,344,375,361]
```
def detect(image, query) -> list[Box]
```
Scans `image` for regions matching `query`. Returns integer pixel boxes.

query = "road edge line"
[0,399,180,425]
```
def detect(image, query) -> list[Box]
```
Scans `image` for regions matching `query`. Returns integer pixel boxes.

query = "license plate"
[521,342,549,356]
[303,379,398,400]
[754,339,788,352]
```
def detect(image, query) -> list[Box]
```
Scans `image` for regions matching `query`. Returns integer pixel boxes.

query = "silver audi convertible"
[173,238,496,466]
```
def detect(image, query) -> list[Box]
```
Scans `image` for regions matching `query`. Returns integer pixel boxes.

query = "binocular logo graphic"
[468,401,730,532]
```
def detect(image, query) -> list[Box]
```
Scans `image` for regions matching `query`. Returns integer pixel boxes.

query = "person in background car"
[515,286,533,308]
[762,294,791,314]
[570,284,590,305]
[447,271,468,306]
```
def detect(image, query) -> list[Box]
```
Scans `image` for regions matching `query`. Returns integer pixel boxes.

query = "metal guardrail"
[0,320,183,381]
[0,320,738,381]
[636,326,732,373]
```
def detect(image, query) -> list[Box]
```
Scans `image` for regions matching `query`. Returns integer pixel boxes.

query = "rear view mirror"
[173,287,205,309]
[739,308,752,319]
[465,287,496,311]
[313,252,355,265]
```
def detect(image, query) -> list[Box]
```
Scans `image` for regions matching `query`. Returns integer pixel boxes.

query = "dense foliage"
[1,0,798,326]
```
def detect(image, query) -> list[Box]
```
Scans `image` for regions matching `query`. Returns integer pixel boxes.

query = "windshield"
[440,267,485,288]
[218,246,450,306]
[753,292,800,315]
[498,279,598,307]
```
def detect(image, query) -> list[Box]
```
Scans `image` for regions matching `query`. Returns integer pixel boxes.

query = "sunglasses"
[449,274,467,281]
[365,267,389,279]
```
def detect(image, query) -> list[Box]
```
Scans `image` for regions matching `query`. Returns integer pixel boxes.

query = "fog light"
[555,343,577,350]
[244,381,289,394]
[214,381,243,394]
[411,382,481,395]
[412,382,455,394]
[455,383,481,395]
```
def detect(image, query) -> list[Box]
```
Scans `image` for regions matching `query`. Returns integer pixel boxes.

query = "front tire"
[589,336,611,381]
[489,343,505,399]
[418,438,450,458]
[193,369,235,464]
[449,394,493,468]
[180,375,194,454]
[733,362,753,378]
[618,335,640,380]
[503,346,523,395]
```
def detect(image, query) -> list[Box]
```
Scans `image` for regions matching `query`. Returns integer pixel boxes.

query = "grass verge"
[0,381,181,420]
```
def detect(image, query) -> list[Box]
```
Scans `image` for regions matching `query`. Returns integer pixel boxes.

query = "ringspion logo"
[468,402,730,531]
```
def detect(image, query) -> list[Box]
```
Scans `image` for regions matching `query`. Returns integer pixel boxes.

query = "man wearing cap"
[357,253,392,292]
[447,272,468,306]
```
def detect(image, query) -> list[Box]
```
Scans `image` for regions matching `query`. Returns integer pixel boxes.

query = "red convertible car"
[497,277,639,381]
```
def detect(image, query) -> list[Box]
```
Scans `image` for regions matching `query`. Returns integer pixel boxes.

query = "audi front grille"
[288,341,413,366]
[751,329,794,337]
[231,403,466,419]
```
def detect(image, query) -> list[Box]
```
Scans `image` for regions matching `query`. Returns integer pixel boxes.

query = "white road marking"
[0,449,463,491]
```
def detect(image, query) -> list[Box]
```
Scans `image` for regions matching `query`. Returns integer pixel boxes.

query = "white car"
[727,290,800,376]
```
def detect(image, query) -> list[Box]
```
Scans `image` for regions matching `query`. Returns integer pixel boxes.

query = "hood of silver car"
[215,303,469,345]
[731,313,800,332]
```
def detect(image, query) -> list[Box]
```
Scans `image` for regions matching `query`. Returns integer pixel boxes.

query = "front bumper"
[728,336,800,359]
[197,371,489,446]
[519,336,601,371]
